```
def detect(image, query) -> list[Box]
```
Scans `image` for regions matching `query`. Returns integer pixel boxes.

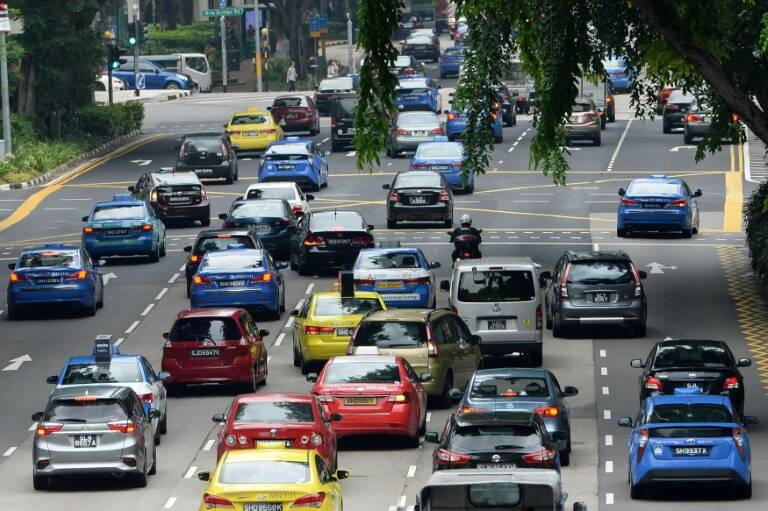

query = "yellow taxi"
[198,449,348,511]
[291,287,386,374]
[225,107,283,152]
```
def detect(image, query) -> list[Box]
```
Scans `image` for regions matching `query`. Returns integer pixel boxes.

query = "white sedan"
[95,74,125,91]
[244,181,314,216]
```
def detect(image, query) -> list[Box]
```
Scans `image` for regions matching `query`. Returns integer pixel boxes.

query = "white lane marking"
[605,460,614,473]
[507,145,515,152]
[267,356,272,363]
[398,495,407,508]
[167,249,183,253]
[600,367,607,376]
[3,446,17,456]
[322,137,329,143]
[156,288,169,300]
[606,119,633,171]
[407,465,417,478]
[163,497,177,509]
[2,354,31,371]
[305,283,314,295]
[599,349,606,358]
[204,439,215,451]
[605,434,613,446]
[602,386,610,395]
[241,157,252,161]
[285,317,295,328]
[606,493,614,505]
[593,243,600,251]
[426,412,431,422]
[345,151,357,157]
[274,333,286,347]
[125,320,140,334]
[184,466,197,479]
[179,264,185,271]
[497,160,503,165]
[28,423,37,431]
[115,337,125,347]
[141,304,155,316]
[603,409,612,420]
[168,273,180,284]
[389,507,398,511]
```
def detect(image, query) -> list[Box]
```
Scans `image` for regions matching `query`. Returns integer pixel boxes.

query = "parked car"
[387,111,445,157]
[174,132,238,184]
[269,94,320,135]
[662,90,695,133]
[563,98,601,146]
[129,168,211,225]
[384,170,454,228]
[112,59,191,90]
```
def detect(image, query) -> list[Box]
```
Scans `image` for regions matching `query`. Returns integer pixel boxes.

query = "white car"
[95,74,125,91]
[244,182,314,216]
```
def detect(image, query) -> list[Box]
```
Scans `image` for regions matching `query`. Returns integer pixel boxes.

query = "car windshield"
[19,251,79,268]
[320,77,353,91]
[273,97,304,108]
[650,404,734,423]
[458,270,536,302]
[452,425,540,451]
[203,253,264,271]
[470,376,550,398]
[314,297,383,316]
[61,361,143,384]
[234,402,315,423]
[653,344,732,369]
[354,321,426,348]
[231,201,286,218]
[571,103,593,113]
[356,251,422,269]
[394,56,412,67]
[218,461,310,484]
[195,236,255,255]
[417,143,463,159]
[309,212,365,231]
[182,138,220,153]
[46,399,128,423]
[266,143,309,156]
[91,205,145,221]
[170,318,242,342]
[567,261,634,285]
[231,115,269,125]
[627,182,680,196]
[397,113,439,127]
[246,187,296,200]
[394,173,442,189]
[323,362,401,384]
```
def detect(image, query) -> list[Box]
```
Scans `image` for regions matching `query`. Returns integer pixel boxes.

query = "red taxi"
[161,308,269,393]
[269,95,320,135]
[212,392,339,469]
[308,355,428,447]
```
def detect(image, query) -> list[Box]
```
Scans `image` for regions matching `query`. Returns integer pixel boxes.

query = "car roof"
[65,354,142,366]
[222,448,311,464]
[629,176,683,186]
[311,209,363,218]
[657,339,729,349]
[233,198,288,206]
[364,309,434,321]
[563,250,630,262]
[454,410,538,427]
[396,170,441,178]
[176,308,244,319]
[472,368,550,379]
[313,291,384,300]
[181,132,223,139]
[329,354,398,364]
[150,171,201,185]
[246,182,299,190]
[50,385,135,400]
[236,392,316,403]
[455,257,537,269]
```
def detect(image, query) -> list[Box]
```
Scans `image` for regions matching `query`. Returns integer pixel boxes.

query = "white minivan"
[440,257,548,366]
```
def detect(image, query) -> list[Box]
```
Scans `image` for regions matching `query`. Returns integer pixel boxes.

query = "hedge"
[73,101,144,143]
[746,180,768,277]
[145,22,214,55]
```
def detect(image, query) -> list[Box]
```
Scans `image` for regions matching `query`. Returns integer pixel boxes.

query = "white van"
[440,257,547,366]
[137,53,212,92]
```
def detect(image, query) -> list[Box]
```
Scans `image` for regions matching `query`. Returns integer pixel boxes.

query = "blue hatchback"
[439,46,465,78]
[445,106,503,143]
[259,137,329,192]
[411,139,474,193]
[190,248,288,318]
[6,244,104,320]
[352,247,439,308]
[394,77,441,113]
[617,175,702,238]
[619,391,758,500]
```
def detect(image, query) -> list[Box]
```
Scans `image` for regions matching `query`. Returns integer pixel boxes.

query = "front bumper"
[618,207,692,231]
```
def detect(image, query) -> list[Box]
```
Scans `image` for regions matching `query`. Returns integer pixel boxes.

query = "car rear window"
[195,235,256,255]
[19,251,79,268]
[567,261,633,285]
[61,361,143,384]
[314,297,383,316]
[444,47,464,56]
[416,143,463,159]
[202,253,264,271]
[394,173,442,189]
[170,318,242,342]
[91,205,145,221]
[323,362,401,383]
[273,97,304,108]
[397,112,439,127]
[246,187,296,200]
[571,103,593,113]
[650,404,733,423]
[627,182,680,195]
[356,251,422,269]
[470,376,550,398]
[320,77,353,91]
[648,427,734,438]
[182,137,221,153]
[653,344,732,369]
[46,399,128,423]
[397,79,430,91]
[265,142,310,156]
[452,425,540,451]
[232,115,269,125]
[231,201,287,219]
[395,56,413,67]
[234,401,315,423]
[332,98,358,117]
[406,36,433,45]
[458,270,536,302]
[353,321,426,348]
[309,212,366,231]
[667,91,694,104]
[219,461,310,484]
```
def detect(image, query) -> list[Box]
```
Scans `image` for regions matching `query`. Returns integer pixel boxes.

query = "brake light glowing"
[447,113,459,120]
[9,272,27,282]
[36,422,63,436]
[292,205,303,216]
[436,448,471,466]
[107,420,136,434]
[67,270,88,280]
[410,162,429,169]
[431,127,445,135]
[251,273,273,283]
[388,191,401,202]
[621,197,637,206]
[388,394,409,403]
[354,278,375,286]
[331,116,337,128]
[150,190,158,202]
[405,277,430,285]
[686,113,702,123]
[732,113,741,122]
[665,103,679,111]
[193,275,213,285]
[304,235,325,247]
[83,227,95,234]
[305,325,335,335]
[637,428,650,462]
[533,405,560,418]
[733,427,746,460]
[74,396,98,402]
[142,224,153,232]
[203,493,234,509]
[521,449,556,464]
[644,376,663,392]
[262,128,277,134]
[723,377,739,390]
[394,128,408,136]
[291,492,326,508]
[189,255,201,263]
[426,325,439,357]
[630,263,642,297]
[459,406,488,414]
[670,199,687,207]
[439,191,450,201]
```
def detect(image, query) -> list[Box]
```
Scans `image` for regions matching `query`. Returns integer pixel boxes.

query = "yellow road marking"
[722,142,744,233]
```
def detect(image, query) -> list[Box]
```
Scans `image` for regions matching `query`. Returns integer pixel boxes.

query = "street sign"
[203,7,243,17]
[108,24,117,41]
[317,14,328,34]
[137,74,146,90]
[310,14,328,37]
[0,1,10,33]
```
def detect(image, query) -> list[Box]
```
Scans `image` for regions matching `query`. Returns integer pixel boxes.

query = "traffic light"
[127,22,137,45]
[108,45,122,69]
[138,20,149,43]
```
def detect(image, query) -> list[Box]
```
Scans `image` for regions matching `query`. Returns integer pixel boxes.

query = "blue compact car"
[82,194,166,261]
[394,77,441,113]
[352,247,440,308]
[112,59,191,90]
[411,139,474,193]
[259,137,329,191]
[617,175,702,238]
[445,106,503,143]
[190,248,288,318]
[619,391,758,500]
[6,244,104,320]
[603,57,632,92]
[439,46,465,78]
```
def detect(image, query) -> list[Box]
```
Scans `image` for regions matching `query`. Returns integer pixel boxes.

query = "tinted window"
[394,173,442,189]
[19,251,79,268]
[218,461,310,484]
[234,402,315,423]
[231,201,287,218]
[668,91,694,104]
[170,318,242,342]
[470,376,550,398]
[572,103,593,113]
[309,212,365,231]
[354,321,426,348]
[319,77,353,91]
[202,253,264,271]
[406,36,433,45]
[232,115,269,125]
[468,484,521,507]
[653,344,732,369]
[265,143,309,156]
[314,297,382,316]
[356,251,422,269]
[46,399,128,423]
[458,270,535,302]
[452,424,540,450]
[444,47,464,56]
[323,362,401,383]
[397,113,439,127]
[61,361,142,384]
[92,205,145,221]
[567,261,633,285]
[650,404,733,423]
[273,97,304,108]
[397,79,430,90]
[194,235,256,255]
[627,182,681,195]
[394,56,412,67]
[416,143,463,159]
[333,98,358,117]
[246,187,296,200]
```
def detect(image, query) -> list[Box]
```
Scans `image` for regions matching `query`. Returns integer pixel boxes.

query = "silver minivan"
[440,258,547,366]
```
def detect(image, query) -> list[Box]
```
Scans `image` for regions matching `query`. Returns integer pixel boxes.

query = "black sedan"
[289,210,375,276]
[175,132,238,184]
[384,170,454,228]
[218,199,295,259]
[425,411,560,471]
[630,339,752,417]
[492,83,517,127]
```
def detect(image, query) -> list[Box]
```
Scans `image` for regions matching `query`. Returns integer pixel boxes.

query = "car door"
[243,312,267,376]
[549,372,570,424]
[548,255,565,315]
[130,393,151,466]
[83,250,103,297]
[292,296,312,353]
[141,62,162,88]
[142,357,167,418]
[449,314,478,385]
[403,359,427,424]
[683,182,699,225]
[431,315,463,387]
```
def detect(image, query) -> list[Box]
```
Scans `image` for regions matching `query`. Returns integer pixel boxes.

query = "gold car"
[225,107,283,152]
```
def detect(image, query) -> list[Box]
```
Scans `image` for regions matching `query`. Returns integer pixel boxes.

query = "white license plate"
[218,280,246,288]
[255,223,270,231]
[336,327,354,336]
[105,228,130,236]
[477,463,516,470]
[243,132,258,137]
[36,277,62,284]
[347,127,357,134]
[73,435,97,448]
[431,165,450,171]
[168,196,189,202]
[195,168,214,174]
[593,293,610,303]
[277,164,294,170]
[410,196,427,204]
[488,319,507,330]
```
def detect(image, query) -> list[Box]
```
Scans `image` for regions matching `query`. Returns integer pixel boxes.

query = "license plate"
[378,281,404,288]
[105,228,129,236]
[336,327,353,336]
[344,397,377,405]
[168,196,189,202]
[477,463,516,470]
[488,319,507,330]
[244,504,282,511]
[195,168,214,174]
[244,132,258,137]
[413,131,427,137]
[673,447,710,457]
[431,165,450,171]
[686,383,700,390]
[643,202,663,208]
[218,280,246,288]
[593,292,610,303]
[285,113,298,120]
[410,196,427,204]
[326,238,350,245]
[406,95,420,100]
[277,164,294,170]
[255,223,270,232]
[190,348,220,358]
[36,277,62,284]
[257,440,290,449]
[73,435,97,448]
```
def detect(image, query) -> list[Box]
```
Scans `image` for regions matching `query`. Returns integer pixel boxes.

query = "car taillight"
[732,113,741,122]
[142,224,153,232]
[221,144,229,159]
[630,263,642,297]
[305,325,335,335]
[686,113,701,123]
[410,162,429,169]
[403,67,415,75]
[388,394,409,403]
[251,273,273,283]
[388,191,401,202]
[637,428,649,462]
[262,128,277,134]
[665,103,679,111]
[447,113,459,120]
[723,377,739,390]
[560,264,571,298]
[36,422,64,436]
[203,493,234,509]
[405,276,430,285]
[193,275,214,285]
[459,406,488,414]
[331,116,337,128]
[9,272,27,282]
[436,448,471,466]
[66,270,88,280]
[670,199,687,207]
[150,190,158,202]
[292,205,303,216]
[644,376,663,392]
[732,427,746,460]
[431,127,444,135]
[304,235,325,247]
[354,278,375,286]
[291,492,326,508]
[107,420,136,434]
[533,405,559,418]
[521,449,556,464]
[439,191,450,201]
[535,304,542,331]
[189,255,201,263]
[621,197,637,206]
[427,325,439,357]
[352,234,374,247]
[138,392,154,404]
[394,128,408,136]
[451,162,462,170]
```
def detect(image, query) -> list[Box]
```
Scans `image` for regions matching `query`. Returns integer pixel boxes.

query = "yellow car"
[198,449,348,511]
[225,107,283,152]
[291,290,386,374]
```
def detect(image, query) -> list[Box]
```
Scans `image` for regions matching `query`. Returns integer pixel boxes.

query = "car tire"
[593,135,601,146]
[529,345,543,367]
[165,383,183,397]
[225,172,234,185]
[617,227,626,237]
[300,359,312,376]
[682,227,693,239]
[552,315,566,338]
[293,344,302,367]
[434,372,454,409]
[159,241,166,257]
[165,82,180,90]
[684,133,694,145]
[201,216,211,227]
[159,411,168,435]
[148,245,160,263]
[290,254,299,271]
[134,462,148,488]
[736,480,752,499]
[7,305,19,321]
[495,134,503,143]
[464,183,474,194]
[405,428,421,448]
[148,444,157,475]
[298,260,313,277]
[96,284,104,309]
[241,369,257,393]
[629,479,644,500]
[634,322,647,338]
[545,303,553,330]
[387,219,397,229]
[84,300,97,317]
[444,218,453,228]
[33,475,49,491]
[662,120,671,134]
[601,117,606,130]
[331,142,343,152]
[280,289,286,313]
[559,447,570,467]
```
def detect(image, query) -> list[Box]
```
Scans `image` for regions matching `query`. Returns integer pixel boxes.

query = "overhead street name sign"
[203,7,244,17]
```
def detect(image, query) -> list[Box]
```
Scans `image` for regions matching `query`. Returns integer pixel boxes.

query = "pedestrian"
[307,55,318,89]
[286,61,297,91]
[327,59,339,78]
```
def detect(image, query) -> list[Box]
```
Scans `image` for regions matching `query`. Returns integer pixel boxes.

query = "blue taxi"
[410,139,473,193]
[190,248,288,319]
[82,194,167,262]
[259,137,329,192]
[617,175,701,238]
[439,46,465,78]
[394,77,441,113]
[6,244,104,320]
[445,104,503,143]
[352,247,440,308]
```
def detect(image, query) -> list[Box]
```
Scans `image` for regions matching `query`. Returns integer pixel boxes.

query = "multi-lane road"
[0,85,765,511]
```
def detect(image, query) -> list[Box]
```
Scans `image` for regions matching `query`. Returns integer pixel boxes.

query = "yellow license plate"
[256,440,287,448]
[344,397,377,405]
[377,281,404,288]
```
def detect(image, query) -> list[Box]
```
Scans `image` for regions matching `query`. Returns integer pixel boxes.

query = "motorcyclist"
[450,214,482,259]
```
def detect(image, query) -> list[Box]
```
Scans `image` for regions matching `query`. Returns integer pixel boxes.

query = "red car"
[307,355,428,447]
[268,95,320,135]
[212,392,339,468]
[657,86,678,114]
[161,308,269,393]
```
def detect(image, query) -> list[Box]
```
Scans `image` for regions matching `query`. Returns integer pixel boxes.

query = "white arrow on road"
[670,146,695,152]
[2,354,31,371]
[646,262,678,274]
[103,272,118,286]
[561,146,581,151]
[130,159,153,166]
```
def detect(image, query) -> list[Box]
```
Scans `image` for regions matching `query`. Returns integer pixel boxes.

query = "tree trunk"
[179,0,194,25]
[17,57,35,118]
[161,0,179,30]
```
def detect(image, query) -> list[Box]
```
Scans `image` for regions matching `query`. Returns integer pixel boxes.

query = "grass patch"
[0,140,90,185]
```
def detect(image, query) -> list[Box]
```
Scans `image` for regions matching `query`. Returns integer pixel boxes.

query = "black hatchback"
[330,93,358,152]
[384,170,454,228]
[630,339,752,418]
[175,133,239,184]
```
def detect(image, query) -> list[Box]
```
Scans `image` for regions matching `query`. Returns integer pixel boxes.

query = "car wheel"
[7,305,19,321]
[634,322,647,338]
[464,183,474,194]
[165,82,180,90]
[545,302,553,330]
[201,216,211,227]
[293,344,302,367]
[33,475,49,491]
[148,444,157,475]
[290,253,299,271]
[134,459,148,487]
[682,227,693,239]
[298,260,313,277]
[300,358,312,376]
[684,133,694,145]
[241,369,257,393]
[559,446,570,467]
[552,315,566,338]
[444,218,453,228]
[96,285,104,309]
[159,241,166,257]
[165,383,183,397]
[593,135,601,146]
[529,345,543,367]
[617,227,626,237]
[662,120,671,134]
[148,244,161,263]
[387,219,396,229]
[159,410,168,435]
[257,362,268,386]
[735,479,752,499]
[629,479,644,500]
[405,428,421,448]
[495,134,503,143]
[84,299,97,317]
[434,372,453,409]
[280,288,286,313]
[225,172,234,185]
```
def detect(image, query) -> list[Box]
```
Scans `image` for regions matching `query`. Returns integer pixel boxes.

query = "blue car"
[603,56,632,92]
[6,244,104,320]
[352,247,440,308]
[411,139,474,193]
[259,137,329,191]
[445,105,503,143]
[619,390,758,500]
[82,194,167,261]
[453,368,579,466]
[617,175,702,238]
[395,77,441,113]
[439,46,465,78]
[112,59,191,90]
[190,248,288,318]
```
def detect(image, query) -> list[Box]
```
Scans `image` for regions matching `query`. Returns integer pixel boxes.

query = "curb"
[0,129,142,192]
[148,90,192,103]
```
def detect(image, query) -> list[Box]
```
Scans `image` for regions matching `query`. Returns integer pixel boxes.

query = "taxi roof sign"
[245,107,267,113]
[93,335,118,362]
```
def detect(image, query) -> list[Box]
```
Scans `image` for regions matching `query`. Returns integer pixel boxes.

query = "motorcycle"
[447,228,482,261]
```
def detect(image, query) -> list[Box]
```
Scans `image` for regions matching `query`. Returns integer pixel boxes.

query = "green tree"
[355,0,761,183]
[269,0,319,77]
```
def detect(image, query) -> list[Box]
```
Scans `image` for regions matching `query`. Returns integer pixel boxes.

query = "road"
[0,68,765,511]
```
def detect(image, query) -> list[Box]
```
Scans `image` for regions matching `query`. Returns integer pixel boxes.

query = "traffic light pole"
[0,31,11,156]
[107,43,114,106]
[134,3,141,97]
[220,15,228,93]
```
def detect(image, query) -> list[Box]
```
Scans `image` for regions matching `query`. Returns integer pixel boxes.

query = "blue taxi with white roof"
[81,194,167,262]
[410,139,473,193]
[394,76,441,113]
[258,137,329,192]
[617,175,702,238]
[6,244,104,320]
[352,247,440,308]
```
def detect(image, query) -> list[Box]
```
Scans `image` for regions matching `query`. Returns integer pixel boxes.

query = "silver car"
[387,111,444,157]
[32,385,158,490]
[683,100,713,144]
[564,98,601,146]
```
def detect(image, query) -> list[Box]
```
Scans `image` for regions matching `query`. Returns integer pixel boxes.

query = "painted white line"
[305,283,314,295]
[184,466,197,479]
[389,507,398,511]
[274,333,286,347]
[241,157,252,161]
[345,151,356,157]
[605,434,613,446]
[267,355,272,363]
[163,497,177,509]
[605,460,614,473]
[497,160,503,165]
[407,465,417,478]
[606,493,614,505]
[600,366,607,376]
[141,303,155,316]
[322,137,329,143]
[426,412,432,422]
[603,409,612,420]
[285,317,295,328]
[599,349,606,358]
[398,495,407,508]
[28,423,37,431]
[602,386,610,395]
[203,439,215,451]
[179,264,185,271]
[125,320,140,334]
[507,146,515,152]
[168,273,180,284]
[606,119,633,171]
[3,446,17,457]
[593,243,600,251]
[115,337,125,347]
[155,288,169,300]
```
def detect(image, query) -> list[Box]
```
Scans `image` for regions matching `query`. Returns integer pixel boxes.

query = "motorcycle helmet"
[460,214,472,227]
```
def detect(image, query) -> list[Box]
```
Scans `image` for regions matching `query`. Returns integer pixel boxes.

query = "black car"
[175,132,238,184]
[218,199,296,259]
[330,93,358,152]
[314,76,359,116]
[401,35,440,63]
[630,339,752,418]
[425,411,559,471]
[289,210,375,276]
[492,83,517,127]
[183,228,263,297]
[384,170,454,228]
[129,169,210,226]
[662,90,695,134]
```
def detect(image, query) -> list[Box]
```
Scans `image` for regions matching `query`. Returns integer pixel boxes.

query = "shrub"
[0,114,38,147]
[0,141,86,184]
[745,181,768,277]
[145,22,215,55]
[73,102,144,142]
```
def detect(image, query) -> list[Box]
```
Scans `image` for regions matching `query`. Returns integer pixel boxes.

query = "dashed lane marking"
[600,367,608,376]
[184,466,197,479]
[605,460,614,473]
[603,409,611,420]
[3,446,17,456]
[599,349,606,357]
[305,283,314,295]
[203,439,215,451]
[274,333,286,347]
[605,434,613,446]
[141,304,155,316]
[407,465,417,478]
[115,337,125,346]
[28,423,36,431]
[156,288,169,300]
[168,273,180,284]
[723,142,744,232]
[606,119,633,172]
[163,497,177,509]
[125,321,140,334]
[606,493,614,505]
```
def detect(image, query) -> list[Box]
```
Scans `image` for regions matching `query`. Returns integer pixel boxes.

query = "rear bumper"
[302,249,362,268]
[321,406,416,437]
[479,339,542,356]
[152,201,210,221]
[33,438,141,476]
[618,208,691,230]
[8,284,92,307]
[83,237,154,257]
[609,77,631,91]
[231,136,279,151]
[278,119,315,131]
[637,466,749,486]
[390,203,451,222]
[190,286,279,310]
[440,62,461,75]
[559,300,645,324]
[564,124,600,139]
[685,124,712,137]
[664,113,685,128]
[161,359,251,384]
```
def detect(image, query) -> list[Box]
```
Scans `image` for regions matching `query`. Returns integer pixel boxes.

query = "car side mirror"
[266,106,272,111]
[424,432,439,443]
[331,413,342,422]
[324,150,331,157]
[419,372,433,383]
[367,225,375,231]
[563,386,578,397]
[290,309,300,317]
[470,334,482,345]
[744,415,759,426]
[218,213,228,220]
[306,372,318,383]
[222,124,228,129]
[306,194,315,201]
[638,270,648,280]
[382,184,391,190]
[259,329,270,337]
[157,371,171,381]
[618,188,626,196]
[127,185,135,193]
[573,503,587,511]
[149,409,162,419]
[335,469,350,480]
[46,375,58,384]
[81,216,89,222]
[197,471,211,481]
[617,417,632,428]
[183,245,192,253]
[439,280,450,292]
[212,413,225,423]
[443,109,449,114]
[694,189,702,197]
[162,332,170,340]
[630,358,645,369]
[737,358,752,367]
[448,387,463,401]
[31,412,44,422]
[7,263,15,270]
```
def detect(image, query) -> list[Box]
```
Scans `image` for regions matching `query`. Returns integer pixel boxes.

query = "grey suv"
[32,385,159,490]
[544,251,647,338]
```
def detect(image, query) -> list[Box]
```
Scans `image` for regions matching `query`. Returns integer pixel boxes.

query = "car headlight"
[176,74,188,81]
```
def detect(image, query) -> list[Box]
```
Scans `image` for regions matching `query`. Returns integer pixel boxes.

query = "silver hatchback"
[32,385,158,490]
